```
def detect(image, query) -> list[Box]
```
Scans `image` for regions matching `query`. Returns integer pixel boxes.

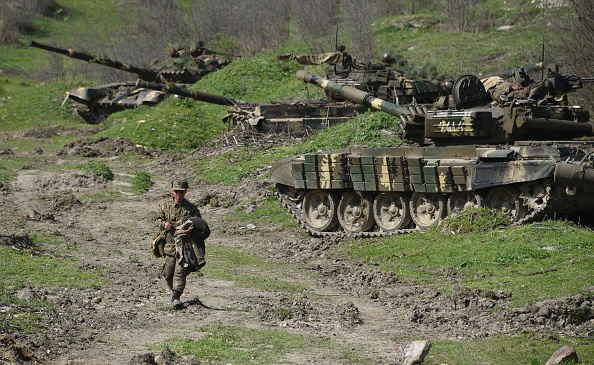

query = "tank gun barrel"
[296,70,411,117]
[135,80,237,106]
[29,40,160,81]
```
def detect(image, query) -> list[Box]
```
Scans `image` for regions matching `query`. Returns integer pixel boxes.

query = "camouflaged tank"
[29,41,229,124]
[269,70,594,236]
[278,49,442,105]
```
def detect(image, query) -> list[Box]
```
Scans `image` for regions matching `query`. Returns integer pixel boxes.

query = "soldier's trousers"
[162,254,193,293]
[161,235,205,293]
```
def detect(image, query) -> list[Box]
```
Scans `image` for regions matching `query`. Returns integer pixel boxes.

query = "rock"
[545,345,578,365]
[246,203,258,213]
[394,340,431,365]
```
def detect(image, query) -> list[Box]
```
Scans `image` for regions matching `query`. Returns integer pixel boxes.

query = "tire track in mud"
[2,158,592,364]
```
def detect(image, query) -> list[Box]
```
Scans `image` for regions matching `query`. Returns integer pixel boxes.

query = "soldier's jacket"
[155,198,201,256]
[486,78,547,103]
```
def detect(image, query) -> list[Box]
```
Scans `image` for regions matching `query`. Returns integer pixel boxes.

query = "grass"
[96,99,229,150]
[428,333,593,365]
[76,159,114,180]
[77,189,127,203]
[159,324,374,365]
[0,78,83,132]
[0,234,103,334]
[1,2,593,363]
[129,170,153,194]
[226,196,300,229]
[341,218,594,307]
[0,242,101,291]
[204,244,310,293]
[0,162,11,183]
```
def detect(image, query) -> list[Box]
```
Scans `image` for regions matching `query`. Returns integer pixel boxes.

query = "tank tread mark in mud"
[138,81,368,136]
[268,71,594,236]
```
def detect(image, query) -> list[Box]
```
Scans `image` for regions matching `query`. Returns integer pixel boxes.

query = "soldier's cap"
[171,179,188,191]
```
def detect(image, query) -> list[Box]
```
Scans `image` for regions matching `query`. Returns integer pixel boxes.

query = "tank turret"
[278,50,442,104]
[296,70,594,146]
[269,70,594,236]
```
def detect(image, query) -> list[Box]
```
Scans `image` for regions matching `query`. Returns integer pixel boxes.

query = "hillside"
[1,1,593,364]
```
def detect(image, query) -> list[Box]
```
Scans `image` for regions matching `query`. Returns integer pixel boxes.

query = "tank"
[269,70,594,236]
[277,49,443,104]
[137,81,368,135]
[29,41,230,123]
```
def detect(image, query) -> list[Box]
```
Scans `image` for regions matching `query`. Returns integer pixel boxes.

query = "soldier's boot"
[171,290,183,309]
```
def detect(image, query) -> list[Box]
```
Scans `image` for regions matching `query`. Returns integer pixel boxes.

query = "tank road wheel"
[409,192,447,230]
[447,191,482,214]
[485,186,526,223]
[373,192,412,232]
[337,190,375,233]
[519,181,550,216]
[302,190,339,232]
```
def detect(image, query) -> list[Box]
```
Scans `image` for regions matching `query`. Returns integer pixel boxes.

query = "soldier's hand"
[164,222,173,231]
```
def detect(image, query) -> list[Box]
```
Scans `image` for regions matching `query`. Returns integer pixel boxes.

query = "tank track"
[277,191,418,238]
[515,180,577,226]
[278,178,577,237]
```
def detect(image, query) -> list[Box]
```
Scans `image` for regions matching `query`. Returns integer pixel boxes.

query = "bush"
[77,160,114,181]
[129,171,152,194]
[435,207,510,234]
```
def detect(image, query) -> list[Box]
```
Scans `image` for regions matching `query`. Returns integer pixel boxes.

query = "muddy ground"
[0,136,592,365]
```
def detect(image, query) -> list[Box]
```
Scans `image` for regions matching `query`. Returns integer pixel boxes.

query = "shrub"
[129,171,152,194]
[77,160,114,181]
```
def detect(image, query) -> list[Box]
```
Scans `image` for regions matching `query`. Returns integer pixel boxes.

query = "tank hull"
[224,99,369,136]
[272,142,594,235]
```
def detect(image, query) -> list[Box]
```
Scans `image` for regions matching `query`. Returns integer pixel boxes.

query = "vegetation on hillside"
[1,1,593,364]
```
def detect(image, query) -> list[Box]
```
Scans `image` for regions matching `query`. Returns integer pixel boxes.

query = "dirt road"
[0,138,591,364]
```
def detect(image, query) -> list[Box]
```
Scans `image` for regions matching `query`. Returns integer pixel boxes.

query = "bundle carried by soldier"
[174,217,210,272]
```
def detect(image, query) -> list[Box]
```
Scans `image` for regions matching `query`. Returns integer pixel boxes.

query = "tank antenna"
[541,31,545,80]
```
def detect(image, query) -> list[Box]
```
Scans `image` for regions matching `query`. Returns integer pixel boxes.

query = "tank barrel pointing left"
[29,40,160,81]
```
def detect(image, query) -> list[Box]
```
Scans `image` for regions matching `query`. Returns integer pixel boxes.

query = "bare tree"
[341,0,376,59]
[437,0,494,33]
[189,0,290,56]
[289,0,339,53]
[0,0,64,45]
[549,0,594,109]
[70,0,197,83]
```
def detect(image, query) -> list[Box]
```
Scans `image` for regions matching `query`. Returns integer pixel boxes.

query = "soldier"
[155,178,205,309]
[487,77,547,104]
[334,44,354,78]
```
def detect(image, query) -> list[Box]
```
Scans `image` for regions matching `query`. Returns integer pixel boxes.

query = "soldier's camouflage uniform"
[155,198,201,294]
[488,80,547,103]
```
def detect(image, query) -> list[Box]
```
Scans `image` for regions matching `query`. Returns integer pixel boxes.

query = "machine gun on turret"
[546,74,594,102]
